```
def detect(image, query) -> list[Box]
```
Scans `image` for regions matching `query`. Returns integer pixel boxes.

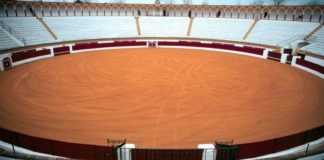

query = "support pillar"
[68,44,74,53]
[118,144,135,160]
[198,144,215,160]
[263,49,269,59]
[49,47,54,56]
[280,54,288,64]
[291,56,301,67]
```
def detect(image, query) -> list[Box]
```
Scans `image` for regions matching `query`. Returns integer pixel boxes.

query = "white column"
[291,56,300,67]
[280,54,288,64]
[263,49,269,59]
[46,46,54,57]
[0,59,4,71]
[118,143,135,160]
[9,56,13,67]
[48,47,54,56]
[146,41,149,48]
[198,144,216,160]
[68,44,74,53]
[155,41,158,47]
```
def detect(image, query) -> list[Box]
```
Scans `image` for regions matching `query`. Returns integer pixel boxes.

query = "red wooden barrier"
[11,49,51,62]
[53,46,70,56]
[158,41,264,55]
[296,59,324,74]
[0,126,323,159]
[268,51,282,61]
[0,128,112,160]
[238,139,275,159]
[238,125,324,159]
[73,41,146,51]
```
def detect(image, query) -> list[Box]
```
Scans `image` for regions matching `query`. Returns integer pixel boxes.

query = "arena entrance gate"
[107,139,127,160]
[130,148,203,160]
[1,57,12,71]
[215,141,239,160]
[148,41,157,48]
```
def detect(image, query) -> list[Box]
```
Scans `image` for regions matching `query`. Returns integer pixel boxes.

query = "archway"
[303,8,312,22]
[59,5,66,16]
[75,5,82,16]
[182,7,189,17]
[16,4,25,17]
[104,6,110,16]
[146,7,153,16]
[224,7,231,18]
[238,8,246,19]
[195,8,203,17]
[7,5,16,17]
[201,7,210,18]
[51,5,59,16]
[262,8,271,20]
[169,8,175,17]
[34,5,42,17]
[278,8,286,20]
[269,8,277,20]
[5,4,15,17]
[246,8,253,19]
[119,7,126,16]
[286,8,294,21]
[97,6,104,16]
[124,6,132,16]
[174,7,181,17]
[42,5,50,16]
[312,8,321,22]
[90,5,97,16]
[232,8,239,19]
[0,3,6,17]
[66,6,74,16]
[209,8,217,18]
[255,8,262,19]
[294,8,303,21]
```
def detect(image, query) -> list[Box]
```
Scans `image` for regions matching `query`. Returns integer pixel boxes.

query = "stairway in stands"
[135,17,141,36]
[304,23,323,41]
[187,17,194,36]
[243,19,258,40]
[38,18,58,40]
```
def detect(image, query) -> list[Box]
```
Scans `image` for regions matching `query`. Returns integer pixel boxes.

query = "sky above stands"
[19,0,324,5]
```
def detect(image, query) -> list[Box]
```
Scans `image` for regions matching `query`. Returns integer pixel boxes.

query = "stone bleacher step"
[0,26,24,47]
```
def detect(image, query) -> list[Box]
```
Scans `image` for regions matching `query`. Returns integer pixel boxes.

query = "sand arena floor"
[0,48,323,148]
